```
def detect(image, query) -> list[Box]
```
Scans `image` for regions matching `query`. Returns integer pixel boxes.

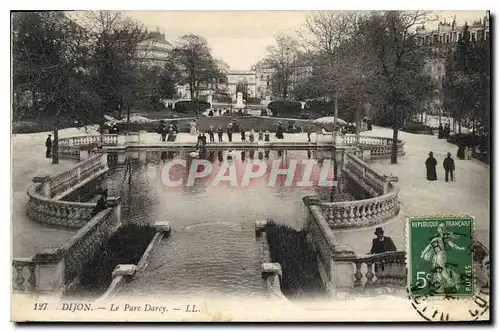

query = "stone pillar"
[139,150,147,163]
[362,149,371,162]
[138,130,148,145]
[154,221,172,237]
[100,151,108,168]
[331,246,357,292]
[334,134,344,147]
[32,249,65,296]
[333,148,345,194]
[107,197,123,230]
[117,134,127,147]
[79,148,90,161]
[33,176,52,197]
[255,220,268,238]
[117,152,126,165]
[112,264,137,279]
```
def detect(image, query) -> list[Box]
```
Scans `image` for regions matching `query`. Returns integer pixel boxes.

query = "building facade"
[415,12,490,117]
[137,29,172,67]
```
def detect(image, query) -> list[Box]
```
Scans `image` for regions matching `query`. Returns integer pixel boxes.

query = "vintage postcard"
[11,9,491,322]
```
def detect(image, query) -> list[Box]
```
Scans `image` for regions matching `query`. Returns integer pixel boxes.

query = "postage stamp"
[407,216,475,297]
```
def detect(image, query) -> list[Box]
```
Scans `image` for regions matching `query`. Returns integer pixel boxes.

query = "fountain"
[233,92,245,110]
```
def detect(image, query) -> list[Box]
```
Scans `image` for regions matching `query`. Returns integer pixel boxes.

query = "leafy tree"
[12,11,94,163]
[356,11,437,163]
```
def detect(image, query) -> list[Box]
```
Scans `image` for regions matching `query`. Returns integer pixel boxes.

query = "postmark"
[408,216,475,297]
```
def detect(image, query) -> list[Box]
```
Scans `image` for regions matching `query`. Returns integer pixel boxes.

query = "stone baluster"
[348,206,355,224]
[354,262,363,287]
[14,265,26,290]
[365,262,375,286]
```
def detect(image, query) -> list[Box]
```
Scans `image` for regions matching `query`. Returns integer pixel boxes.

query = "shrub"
[174,100,211,113]
[264,220,324,298]
[246,97,261,105]
[267,100,302,117]
[75,224,157,294]
[402,121,434,135]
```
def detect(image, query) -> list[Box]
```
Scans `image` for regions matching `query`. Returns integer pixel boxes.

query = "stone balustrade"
[59,134,118,147]
[336,251,407,289]
[344,153,389,195]
[27,153,110,229]
[48,153,105,197]
[12,259,37,292]
[13,206,121,295]
[316,184,400,229]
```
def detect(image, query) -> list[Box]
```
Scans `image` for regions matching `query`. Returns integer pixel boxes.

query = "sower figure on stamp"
[45,134,52,158]
[443,152,455,182]
[425,151,438,181]
[369,227,397,273]
[420,223,466,294]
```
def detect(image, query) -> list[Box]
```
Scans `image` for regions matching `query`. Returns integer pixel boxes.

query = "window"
[446,34,450,43]
[471,33,476,42]
[439,35,442,43]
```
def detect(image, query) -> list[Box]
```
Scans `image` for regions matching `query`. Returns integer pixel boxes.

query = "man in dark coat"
[91,189,108,218]
[444,123,450,139]
[217,126,224,142]
[208,126,215,142]
[443,152,455,182]
[425,151,438,181]
[438,124,443,139]
[45,134,52,158]
[370,227,397,254]
[457,145,465,160]
[226,125,233,142]
[241,128,246,142]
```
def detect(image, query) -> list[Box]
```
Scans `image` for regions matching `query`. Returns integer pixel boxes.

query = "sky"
[123,10,487,71]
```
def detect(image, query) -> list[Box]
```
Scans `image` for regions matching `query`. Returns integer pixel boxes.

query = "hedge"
[264,220,324,298]
[245,97,262,105]
[174,100,211,113]
[402,121,434,135]
[267,100,302,117]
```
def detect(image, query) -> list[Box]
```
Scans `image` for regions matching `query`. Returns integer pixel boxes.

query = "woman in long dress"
[189,120,197,136]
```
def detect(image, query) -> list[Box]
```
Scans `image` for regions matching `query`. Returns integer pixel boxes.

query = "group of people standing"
[157,121,178,142]
[438,123,451,139]
[425,151,456,182]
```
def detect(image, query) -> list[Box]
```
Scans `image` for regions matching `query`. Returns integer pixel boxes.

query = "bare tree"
[262,34,301,100]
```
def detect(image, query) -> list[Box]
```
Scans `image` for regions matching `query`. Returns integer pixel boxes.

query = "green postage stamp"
[408,216,475,297]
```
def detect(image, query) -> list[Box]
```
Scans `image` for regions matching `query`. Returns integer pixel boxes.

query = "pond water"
[106,149,339,230]
[103,149,346,297]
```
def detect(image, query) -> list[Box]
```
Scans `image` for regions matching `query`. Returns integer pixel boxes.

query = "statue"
[234,92,244,110]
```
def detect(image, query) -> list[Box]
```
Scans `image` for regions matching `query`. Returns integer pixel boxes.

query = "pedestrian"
[370,227,397,254]
[45,134,52,158]
[438,124,443,139]
[201,133,207,147]
[91,189,108,218]
[457,145,465,160]
[218,109,222,116]
[241,128,246,142]
[227,126,233,142]
[161,126,167,142]
[264,131,270,142]
[443,152,455,182]
[217,126,224,142]
[249,128,255,142]
[307,125,313,142]
[208,125,215,142]
[466,146,473,160]
[196,133,203,149]
[425,151,438,181]
[444,123,450,139]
